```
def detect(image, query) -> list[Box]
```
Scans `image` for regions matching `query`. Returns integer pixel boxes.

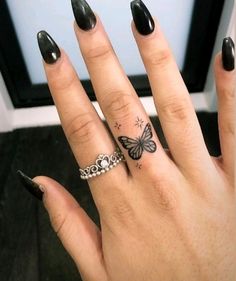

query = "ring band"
[79,149,125,180]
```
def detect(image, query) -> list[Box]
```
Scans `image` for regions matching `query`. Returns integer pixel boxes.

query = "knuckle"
[221,122,235,137]
[150,172,178,212]
[101,188,135,226]
[66,113,96,145]
[217,88,235,102]
[50,69,78,92]
[48,199,73,234]
[111,199,135,225]
[160,96,191,122]
[85,45,112,62]
[50,212,67,235]
[219,88,235,100]
[49,203,80,238]
[155,185,177,212]
[145,48,172,68]
[102,92,136,120]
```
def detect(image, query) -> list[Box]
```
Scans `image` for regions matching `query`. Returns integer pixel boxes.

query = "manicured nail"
[222,37,235,71]
[71,0,97,31]
[37,31,61,65]
[17,170,44,201]
[131,0,155,36]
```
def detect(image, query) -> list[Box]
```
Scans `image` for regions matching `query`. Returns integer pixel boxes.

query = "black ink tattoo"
[136,163,142,169]
[135,117,144,129]
[114,122,122,130]
[118,123,157,160]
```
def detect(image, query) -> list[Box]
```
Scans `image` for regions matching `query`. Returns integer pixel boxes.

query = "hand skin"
[33,15,236,281]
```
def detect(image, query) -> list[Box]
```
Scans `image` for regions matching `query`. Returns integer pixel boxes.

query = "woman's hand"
[18,0,236,280]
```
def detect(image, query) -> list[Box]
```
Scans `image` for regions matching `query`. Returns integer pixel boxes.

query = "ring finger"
[37,31,128,209]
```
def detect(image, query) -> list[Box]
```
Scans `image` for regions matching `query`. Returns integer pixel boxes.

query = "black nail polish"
[37,31,61,65]
[131,0,155,36]
[17,170,43,201]
[71,0,97,31]
[222,37,235,71]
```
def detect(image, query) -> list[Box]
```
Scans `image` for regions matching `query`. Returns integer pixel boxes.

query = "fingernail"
[17,170,44,201]
[37,31,61,65]
[71,0,97,31]
[131,0,155,36]
[222,37,235,71]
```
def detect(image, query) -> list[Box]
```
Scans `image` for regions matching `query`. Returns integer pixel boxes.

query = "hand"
[18,0,236,280]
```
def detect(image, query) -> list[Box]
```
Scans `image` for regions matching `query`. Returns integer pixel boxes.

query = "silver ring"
[79,149,125,180]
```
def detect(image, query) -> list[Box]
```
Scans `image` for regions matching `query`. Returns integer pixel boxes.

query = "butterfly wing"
[118,123,156,160]
[118,136,138,149]
[141,123,153,141]
[118,137,143,160]
[128,143,143,160]
[143,140,157,153]
[141,123,157,153]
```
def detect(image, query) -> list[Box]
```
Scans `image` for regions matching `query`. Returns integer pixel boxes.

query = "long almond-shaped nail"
[222,37,235,71]
[37,31,61,65]
[71,0,97,31]
[17,170,44,200]
[131,0,155,36]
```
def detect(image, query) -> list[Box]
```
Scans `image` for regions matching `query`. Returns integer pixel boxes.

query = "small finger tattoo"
[118,123,157,160]
[136,163,142,169]
[114,122,122,130]
[135,117,144,129]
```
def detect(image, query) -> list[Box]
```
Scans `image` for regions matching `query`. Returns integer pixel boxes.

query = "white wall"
[7,0,194,84]
[0,1,235,133]
[0,73,13,132]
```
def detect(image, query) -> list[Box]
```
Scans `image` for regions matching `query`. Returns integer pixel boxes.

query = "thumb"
[17,171,107,281]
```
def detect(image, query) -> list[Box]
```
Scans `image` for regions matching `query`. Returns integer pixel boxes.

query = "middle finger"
[72,3,170,177]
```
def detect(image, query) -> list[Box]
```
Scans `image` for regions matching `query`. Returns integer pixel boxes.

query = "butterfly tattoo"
[118,123,157,160]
